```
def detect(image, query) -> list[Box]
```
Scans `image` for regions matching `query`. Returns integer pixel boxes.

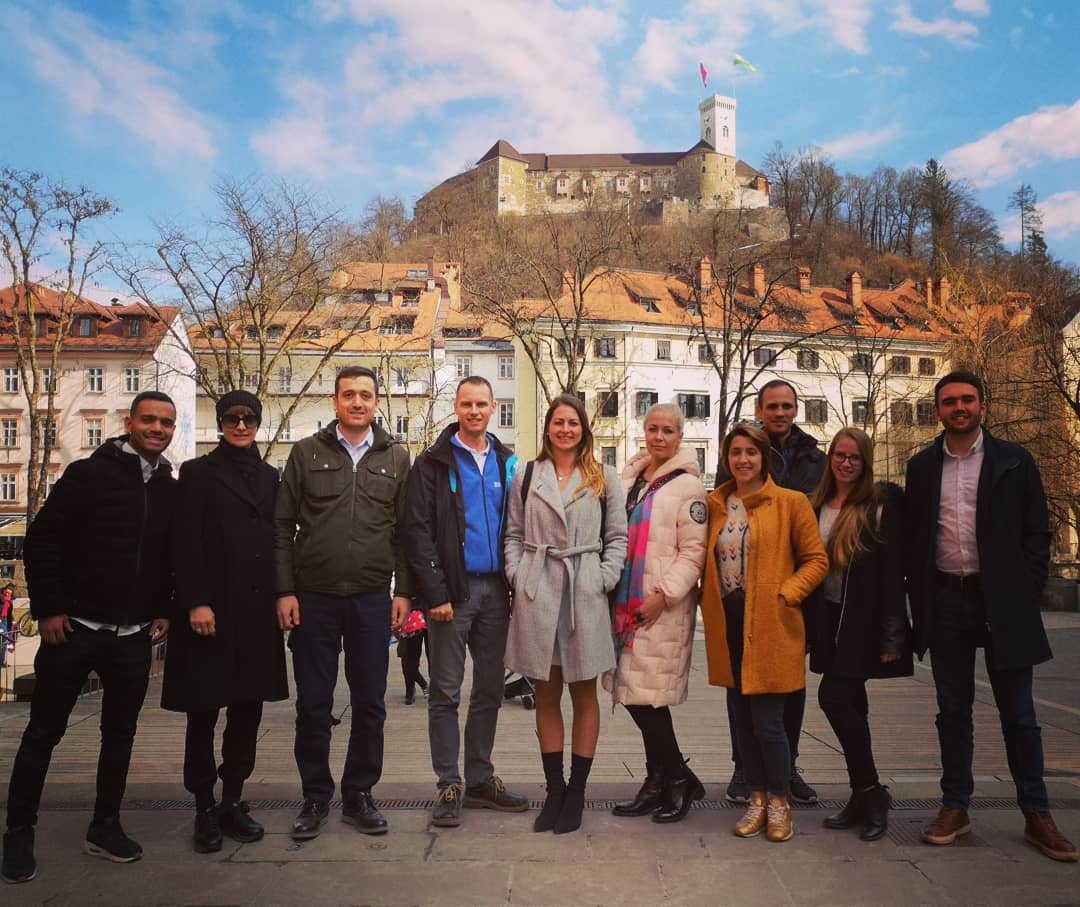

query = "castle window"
[723,126,729,138]
[535,179,544,190]
[501,174,511,185]
[556,178,568,194]
[616,176,628,192]
[640,176,651,191]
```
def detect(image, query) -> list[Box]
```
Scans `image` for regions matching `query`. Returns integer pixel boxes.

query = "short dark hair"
[456,375,493,398]
[335,365,379,397]
[934,370,984,404]
[757,378,798,407]
[130,390,175,416]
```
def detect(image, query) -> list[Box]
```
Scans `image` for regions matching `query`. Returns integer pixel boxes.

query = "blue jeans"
[288,590,391,800]
[729,691,790,796]
[929,583,1048,813]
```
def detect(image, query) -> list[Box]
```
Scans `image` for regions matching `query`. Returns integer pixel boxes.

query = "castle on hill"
[414,95,771,232]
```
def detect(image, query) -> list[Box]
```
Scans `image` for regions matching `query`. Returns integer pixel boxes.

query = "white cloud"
[0,3,215,161]
[942,99,1080,187]
[808,0,874,54]
[1041,191,1080,241]
[953,0,989,15]
[889,2,980,46]
[820,124,903,159]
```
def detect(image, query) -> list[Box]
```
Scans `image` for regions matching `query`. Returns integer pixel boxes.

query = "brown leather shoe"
[921,806,971,845]
[1024,812,1079,862]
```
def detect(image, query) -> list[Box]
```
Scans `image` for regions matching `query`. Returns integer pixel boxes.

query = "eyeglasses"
[221,413,260,429]
[831,452,863,464]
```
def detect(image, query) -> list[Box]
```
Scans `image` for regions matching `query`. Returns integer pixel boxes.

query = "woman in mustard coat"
[700,424,827,843]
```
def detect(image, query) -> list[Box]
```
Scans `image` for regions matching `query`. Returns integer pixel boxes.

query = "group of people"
[2,366,1076,885]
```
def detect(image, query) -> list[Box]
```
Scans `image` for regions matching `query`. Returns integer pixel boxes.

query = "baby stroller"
[503,670,535,709]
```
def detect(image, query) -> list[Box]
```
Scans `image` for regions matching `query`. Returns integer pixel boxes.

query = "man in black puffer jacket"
[3,392,178,885]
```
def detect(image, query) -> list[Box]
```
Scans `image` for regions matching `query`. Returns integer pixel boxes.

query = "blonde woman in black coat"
[808,428,912,841]
[162,391,288,853]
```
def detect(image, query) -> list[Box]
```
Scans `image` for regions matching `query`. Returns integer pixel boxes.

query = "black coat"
[24,436,176,624]
[162,445,288,712]
[904,428,1052,670]
[403,423,516,609]
[808,483,913,679]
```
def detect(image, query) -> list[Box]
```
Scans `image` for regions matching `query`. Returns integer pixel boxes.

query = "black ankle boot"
[554,753,592,834]
[534,751,565,833]
[823,790,865,829]
[613,762,663,817]
[653,759,706,824]
[860,785,891,841]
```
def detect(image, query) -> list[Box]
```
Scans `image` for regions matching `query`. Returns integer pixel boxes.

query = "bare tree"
[114,179,370,459]
[0,167,115,519]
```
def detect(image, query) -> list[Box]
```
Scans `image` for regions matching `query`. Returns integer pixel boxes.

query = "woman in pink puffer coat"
[605,403,708,824]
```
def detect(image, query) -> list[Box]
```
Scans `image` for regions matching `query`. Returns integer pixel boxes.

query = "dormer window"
[34,315,48,337]
[245,325,258,341]
[267,325,285,341]
[76,315,95,337]
[126,316,143,338]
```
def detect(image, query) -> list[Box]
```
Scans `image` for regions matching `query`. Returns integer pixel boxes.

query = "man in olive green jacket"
[274,366,412,841]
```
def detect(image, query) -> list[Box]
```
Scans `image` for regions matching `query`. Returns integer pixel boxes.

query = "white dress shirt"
[336,425,374,465]
[936,429,985,575]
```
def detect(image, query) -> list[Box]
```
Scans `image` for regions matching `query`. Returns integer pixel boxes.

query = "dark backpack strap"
[520,460,535,505]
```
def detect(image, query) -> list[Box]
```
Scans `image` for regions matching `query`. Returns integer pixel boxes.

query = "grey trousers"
[427,575,510,788]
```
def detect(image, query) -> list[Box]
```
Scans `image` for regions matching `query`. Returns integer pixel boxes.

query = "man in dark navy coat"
[906,370,1076,862]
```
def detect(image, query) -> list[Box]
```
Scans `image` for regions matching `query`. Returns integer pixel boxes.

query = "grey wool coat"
[504,461,628,683]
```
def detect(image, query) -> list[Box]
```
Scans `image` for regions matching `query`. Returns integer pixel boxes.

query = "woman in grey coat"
[505,394,628,835]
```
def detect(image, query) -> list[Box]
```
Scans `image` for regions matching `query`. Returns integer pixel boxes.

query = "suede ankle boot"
[534,751,565,833]
[554,753,592,835]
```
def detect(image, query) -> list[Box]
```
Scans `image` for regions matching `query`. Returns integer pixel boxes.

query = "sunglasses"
[221,413,260,429]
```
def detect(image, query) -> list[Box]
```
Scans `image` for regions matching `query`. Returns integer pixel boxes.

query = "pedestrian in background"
[504,394,627,835]
[808,428,911,842]
[162,390,288,854]
[606,403,707,824]
[700,423,827,843]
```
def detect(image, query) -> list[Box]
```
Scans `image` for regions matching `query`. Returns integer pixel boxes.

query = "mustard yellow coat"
[700,477,828,694]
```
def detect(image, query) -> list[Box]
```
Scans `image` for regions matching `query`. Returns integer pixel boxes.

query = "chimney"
[426,246,436,278]
[697,257,713,292]
[923,280,933,307]
[751,261,765,298]
[937,276,951,308]
[798,266,811,295]
[846,270,863,313]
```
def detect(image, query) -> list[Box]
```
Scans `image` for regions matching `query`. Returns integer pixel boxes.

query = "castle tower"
[699,94,736,156]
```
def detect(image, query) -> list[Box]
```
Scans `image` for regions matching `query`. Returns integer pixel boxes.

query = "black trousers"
[184,700,264,807]
[625,704,682,772]
[398,632,428,696]
[6,623,151,828]
[818,673,878,790]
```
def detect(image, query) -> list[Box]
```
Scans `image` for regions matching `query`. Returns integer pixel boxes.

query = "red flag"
[699,62,708,88]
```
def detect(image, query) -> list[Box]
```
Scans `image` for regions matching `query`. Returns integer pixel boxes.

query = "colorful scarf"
[612,469,685,655]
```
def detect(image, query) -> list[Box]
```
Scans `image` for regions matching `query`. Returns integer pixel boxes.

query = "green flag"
[733,54,757,73]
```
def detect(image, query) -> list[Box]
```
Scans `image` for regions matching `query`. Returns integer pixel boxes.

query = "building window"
[919,357,936,377]
[127,317,143,338]
[40,418,57,446]
[852,400,873,424]
[889,356,911,375]
[76,315,95,337]
[797,349,819,370]
[891,401,914,426]
[678,393,710,420]
[243,373,260,392]
[3,368,19,393]
[556,177,568,193]
[267,325,284,341]
[686,302,700,317]
[498,401,514,429]
[698,343,713,363]
[0,473,15,502]
[616,176,628,192]
[84,417,103,448]
[753,347,777,367]
[804,399,827,424]
[850,353,873,373]
[501,174,511,185]
[598,390,619,418]
[46,472,57,497]
[40,367,56,392]
[598,446,614,468]
[656,340,671,361]
[640,176,651,191]
[534,179,544,191]
[636,391,659,416]
[594,337,617,358]
[277,368,292,394]
[917,399,936,426]
[123,367,141,394]
[1,419,17,447]
[395,415,409,438]
[277,420,291,442]
[244,325,258,341]
[558,337,586,358]
[455,355,473,379]
[376,317,415,335]
[35,315,48,337]
[498,355,514,379]
[87,367,104,393]
[695,447,706,474]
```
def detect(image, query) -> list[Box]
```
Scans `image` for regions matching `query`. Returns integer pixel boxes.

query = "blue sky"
[2,0,1079,276]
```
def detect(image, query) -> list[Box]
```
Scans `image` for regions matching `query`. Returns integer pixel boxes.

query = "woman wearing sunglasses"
[807,428,912,842]
[162,390,288,853]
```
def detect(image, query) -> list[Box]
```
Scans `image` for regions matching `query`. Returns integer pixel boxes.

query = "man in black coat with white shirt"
[2,391,178,884]
[905,370,1076,862]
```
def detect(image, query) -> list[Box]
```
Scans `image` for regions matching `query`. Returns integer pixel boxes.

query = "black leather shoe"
[653,760,706,824]
[613,763,663,817]
[860,785,891,842]
[219,801,264,843]
[824,792,864,830]
[290,799,329,841]
[193,807,223,853]
[342,791,388,835]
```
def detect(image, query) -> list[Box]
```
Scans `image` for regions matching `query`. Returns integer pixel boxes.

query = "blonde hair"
[539,394,606,498]
[810,427,877,570]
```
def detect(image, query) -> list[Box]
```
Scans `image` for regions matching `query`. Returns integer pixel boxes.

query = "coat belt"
[521,540,603,632]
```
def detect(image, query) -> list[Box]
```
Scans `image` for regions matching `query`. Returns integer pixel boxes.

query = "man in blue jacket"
[404,376,528,827]
[906,370,1076,862]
